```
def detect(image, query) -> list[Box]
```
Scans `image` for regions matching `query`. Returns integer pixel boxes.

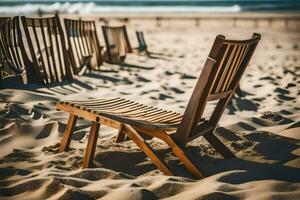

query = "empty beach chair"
[21,15,73,84]
[135,30,148,54]
[135,30,169,59]
[57,33,261,178]
[0,16,36,84]
[102,25,132,64]
[64,18,103,75]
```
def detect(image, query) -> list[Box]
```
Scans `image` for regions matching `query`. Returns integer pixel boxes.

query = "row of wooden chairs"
[1,15,262,179]
[57,33,261,178]
[0,15,148,85]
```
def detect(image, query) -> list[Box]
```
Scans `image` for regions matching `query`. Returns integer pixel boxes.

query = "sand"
[0,13,300,200]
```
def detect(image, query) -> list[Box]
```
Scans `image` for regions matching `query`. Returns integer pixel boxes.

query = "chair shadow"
[122,63,154,70]
[83,72,121,83]
[0,77,94,96]
[87,124,300,180]
[147,53,172,61]
[184,129,300,181]
[92,145,196,178]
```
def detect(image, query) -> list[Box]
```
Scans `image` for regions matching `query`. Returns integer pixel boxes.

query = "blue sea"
[0,0,300,14]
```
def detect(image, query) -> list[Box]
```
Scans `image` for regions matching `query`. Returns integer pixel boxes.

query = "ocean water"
[0,0,300,14]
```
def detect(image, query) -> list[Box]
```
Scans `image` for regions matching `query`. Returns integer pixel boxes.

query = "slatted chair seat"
[57,33,261,179]
[57,98,185,130]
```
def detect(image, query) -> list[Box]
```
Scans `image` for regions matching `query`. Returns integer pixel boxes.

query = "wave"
[0,1,299,15]
[0,2,243,14]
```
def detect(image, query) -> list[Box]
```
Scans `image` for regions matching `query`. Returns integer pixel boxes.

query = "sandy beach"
[0,13,300,199]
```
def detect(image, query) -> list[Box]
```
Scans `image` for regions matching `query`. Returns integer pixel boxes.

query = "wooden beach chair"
[135,31,149,55]
[21,15,73,84]
[64,18,103,75]
[135,30,169,59]
[102,25,132,64]
[0,17,35,84]
[57,33,261,178]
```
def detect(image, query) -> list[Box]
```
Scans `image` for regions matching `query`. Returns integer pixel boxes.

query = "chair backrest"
[174,33,261,145]
[64,18,102,75]
[102,25,132,64]
[0,17,30,82]
[136,31,147,52]
[21,15,72,84]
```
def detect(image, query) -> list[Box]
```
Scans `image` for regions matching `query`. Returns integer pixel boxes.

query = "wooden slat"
[115,104,148,114]
[66,97,121,104]
[145,111,177,122]
[72,98,125,107]
[53,18,64,81]
[40,18,54,82]
[214,44,235,93]
[82,22,91,55]
[12,20,22,70]
[226,45,249,90]
[219,45,238,92]
[47,18,59,82]
[92,102,142,113]
[152,113,181,123]
[32,19,49,83]
[84,99,134,109]
[207,90,232,101]
[221,45,243,92]
[210,44,230,94]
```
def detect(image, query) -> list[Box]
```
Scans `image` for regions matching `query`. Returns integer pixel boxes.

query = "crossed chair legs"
[59,114,235,179]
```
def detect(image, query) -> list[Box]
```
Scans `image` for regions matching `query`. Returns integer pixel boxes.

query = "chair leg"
[204,132,236,159]
[83,122,100,168]
[160,132,205,179]
[59,114,78,152]
[123,124,173,176]
[115,124,126,143]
